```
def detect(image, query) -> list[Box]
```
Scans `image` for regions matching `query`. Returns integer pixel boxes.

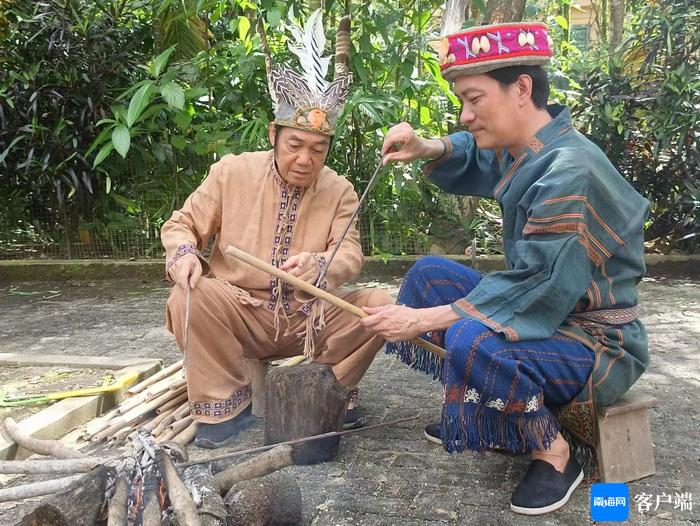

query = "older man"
[361,22,649,515]
[162,13,391,449]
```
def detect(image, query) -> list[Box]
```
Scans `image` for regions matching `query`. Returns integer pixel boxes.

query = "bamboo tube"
[171,421,198,446]
[84,406,122,439]
[92,386,186,442]
[225,244,446,358]
[118,375,185,415]
[141,406,176,433]
[4,418,86,459]
[157,416,192,443]
[152,401,189,437]
[156,391,188,414]
[127,359,183,395]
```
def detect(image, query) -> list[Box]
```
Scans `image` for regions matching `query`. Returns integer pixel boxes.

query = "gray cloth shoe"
[510,453,583,515]
[194,405,254,449]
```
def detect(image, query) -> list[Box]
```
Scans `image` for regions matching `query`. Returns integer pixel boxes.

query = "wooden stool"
[596,392,657,482]
[242,358,269,417]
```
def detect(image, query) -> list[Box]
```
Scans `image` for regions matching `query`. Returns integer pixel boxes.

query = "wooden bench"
[596,392,657,482]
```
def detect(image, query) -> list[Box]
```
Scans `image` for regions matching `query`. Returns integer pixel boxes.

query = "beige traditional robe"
[162,150,391,423]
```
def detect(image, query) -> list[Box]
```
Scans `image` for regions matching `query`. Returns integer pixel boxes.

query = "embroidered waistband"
[569,304,640,326]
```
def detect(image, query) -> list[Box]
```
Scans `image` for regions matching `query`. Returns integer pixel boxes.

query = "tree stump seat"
[596,391,657,482]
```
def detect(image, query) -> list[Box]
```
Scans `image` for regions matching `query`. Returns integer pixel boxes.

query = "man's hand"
[170,253,202,290]
[361,304,462,342]
[280,252,320,283]
[381,122,445,165]
[360,304,425,342]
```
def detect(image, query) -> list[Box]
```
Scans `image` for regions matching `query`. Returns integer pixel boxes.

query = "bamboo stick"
[4,417,86,459]
[171,421,198,446]
[156,391,188,414]
[127,359,183,395]
[141,405,176,433]
[225,245,446,358]
[84,406,122,439]
[0,458,104,474]
[118,375,185,415]
[151,401,189,437]
[156,416,192,443]
[0,474,83,502]
[92,386,186,442]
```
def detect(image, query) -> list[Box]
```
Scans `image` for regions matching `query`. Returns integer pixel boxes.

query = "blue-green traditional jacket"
[425,104,650,417]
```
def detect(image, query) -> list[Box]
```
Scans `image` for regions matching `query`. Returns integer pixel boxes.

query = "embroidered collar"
[521,104,573,157]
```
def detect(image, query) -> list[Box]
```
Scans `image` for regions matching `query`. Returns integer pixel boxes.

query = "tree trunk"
[486,0,527,24]
[263,364,348,464]
[609,0,625,55]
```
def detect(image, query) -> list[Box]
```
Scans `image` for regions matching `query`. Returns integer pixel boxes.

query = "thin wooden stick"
[0,458,104,474]
[4,417,86,459]
[0,474,83,502]
[225,245,446,358]
[181,415,420,468]
[128,360,183,395]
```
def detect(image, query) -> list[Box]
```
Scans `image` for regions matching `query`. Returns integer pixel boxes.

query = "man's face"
[453,73,523,151]
[269,125,331,187]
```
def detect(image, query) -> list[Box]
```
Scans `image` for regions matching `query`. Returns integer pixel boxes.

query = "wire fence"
[0,207,436,260]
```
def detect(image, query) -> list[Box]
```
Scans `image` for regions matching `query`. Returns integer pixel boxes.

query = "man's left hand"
[280,252,320,283]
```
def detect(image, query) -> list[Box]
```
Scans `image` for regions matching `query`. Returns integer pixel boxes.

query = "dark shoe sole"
[424,428,442,445]
[343,417,366,430]
[510,468,583,515]
[193,434,241,449]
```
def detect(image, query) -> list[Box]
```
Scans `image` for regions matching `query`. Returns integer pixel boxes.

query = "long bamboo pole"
[224,245,446,359]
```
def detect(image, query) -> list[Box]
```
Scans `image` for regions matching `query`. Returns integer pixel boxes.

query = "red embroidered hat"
[438,22,553,81]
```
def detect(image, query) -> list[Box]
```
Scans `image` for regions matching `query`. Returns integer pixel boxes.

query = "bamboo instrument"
[225,245,446,359]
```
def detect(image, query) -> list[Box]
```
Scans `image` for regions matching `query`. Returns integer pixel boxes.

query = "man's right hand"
[170,253,202,290]
[381,122,445,165]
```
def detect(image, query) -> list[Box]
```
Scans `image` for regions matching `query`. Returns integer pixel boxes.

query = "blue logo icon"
[591,483,630,521]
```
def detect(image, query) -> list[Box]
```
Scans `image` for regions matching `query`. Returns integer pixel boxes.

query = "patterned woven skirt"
[386,256,595,453]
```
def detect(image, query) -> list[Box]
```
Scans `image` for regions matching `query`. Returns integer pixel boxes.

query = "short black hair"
[485,65,549,109]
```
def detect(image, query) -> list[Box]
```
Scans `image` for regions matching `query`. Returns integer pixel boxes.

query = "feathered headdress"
[258,10,352,136]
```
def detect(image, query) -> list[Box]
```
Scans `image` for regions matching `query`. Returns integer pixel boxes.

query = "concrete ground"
[0,270,698,525]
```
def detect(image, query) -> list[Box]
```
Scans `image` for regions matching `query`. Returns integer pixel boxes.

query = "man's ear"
[516,74,534,107]
[268,123,277,146]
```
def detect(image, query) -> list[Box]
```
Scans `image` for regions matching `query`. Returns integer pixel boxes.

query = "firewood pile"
[82,360,198,447]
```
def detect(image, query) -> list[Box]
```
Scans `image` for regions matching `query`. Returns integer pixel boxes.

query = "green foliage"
[1,0,698,258]
[566,0,699,251]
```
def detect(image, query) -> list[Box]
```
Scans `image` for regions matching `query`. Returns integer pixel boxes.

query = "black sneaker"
[193,405,254,449]
[424,422,442,445]
[510,453,583,515]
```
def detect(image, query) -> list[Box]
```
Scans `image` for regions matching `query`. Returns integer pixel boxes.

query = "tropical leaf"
[160,82,185,109]
[112,125,131,158]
